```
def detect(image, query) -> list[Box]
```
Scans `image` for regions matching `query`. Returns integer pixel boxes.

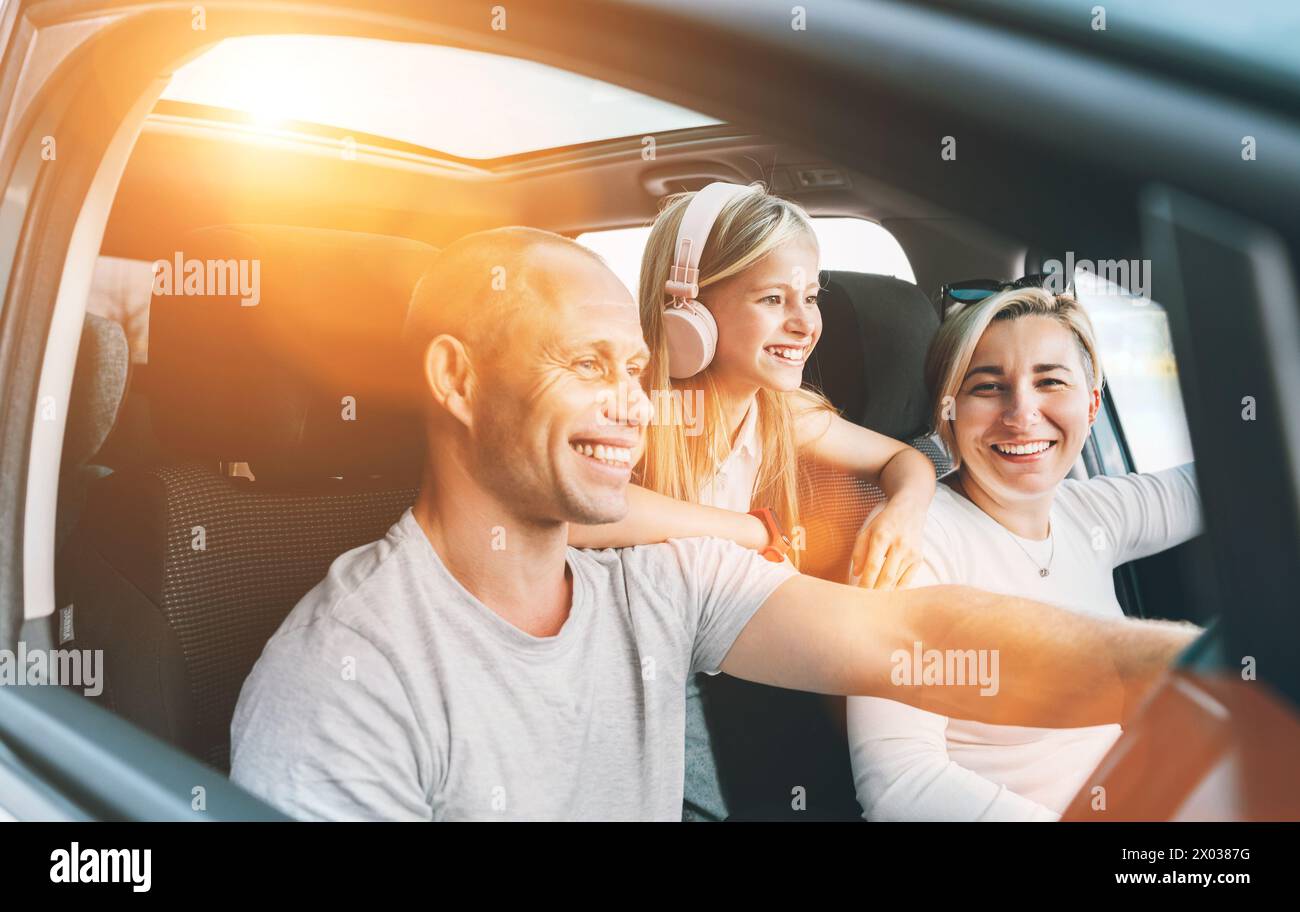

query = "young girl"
[570,182,937,819]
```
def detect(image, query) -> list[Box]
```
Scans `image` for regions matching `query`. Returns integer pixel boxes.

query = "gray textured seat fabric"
[57,313,131,553]
[69,225,435,772]
[37,314,132,656]
[695,269,950,821]
[76,465,416,771]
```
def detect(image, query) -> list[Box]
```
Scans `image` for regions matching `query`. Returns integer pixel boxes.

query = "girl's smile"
[702,236,822,395]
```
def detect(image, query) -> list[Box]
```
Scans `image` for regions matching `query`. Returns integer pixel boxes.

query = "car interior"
[17,31,1218,820]
[7,0,1298,825]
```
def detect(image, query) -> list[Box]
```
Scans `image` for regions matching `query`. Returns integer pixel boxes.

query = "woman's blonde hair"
[925,286,1104,469]
[636,183,830,546]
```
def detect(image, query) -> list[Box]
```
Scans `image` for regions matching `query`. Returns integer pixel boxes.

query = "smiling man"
[229,228,1199,821]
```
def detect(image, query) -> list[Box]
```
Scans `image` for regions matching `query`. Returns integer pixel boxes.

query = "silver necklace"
[1004,524,1055,577]
[949,476,1054,576]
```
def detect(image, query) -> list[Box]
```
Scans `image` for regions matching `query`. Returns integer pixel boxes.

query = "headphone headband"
[661,181,757,380]
[666,182,756,303]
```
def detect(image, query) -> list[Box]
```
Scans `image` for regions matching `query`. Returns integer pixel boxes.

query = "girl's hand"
[851,500,928,590]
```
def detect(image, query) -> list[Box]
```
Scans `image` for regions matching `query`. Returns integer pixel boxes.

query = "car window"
[86,256,154,363]
[87,252,275,483]
[1073,266,1194,472]
[577,216,914,297]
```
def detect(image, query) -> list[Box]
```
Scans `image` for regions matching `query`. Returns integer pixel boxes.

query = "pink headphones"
[663,181,758,379]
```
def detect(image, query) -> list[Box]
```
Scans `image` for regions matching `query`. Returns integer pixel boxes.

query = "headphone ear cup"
[663,301,718,379]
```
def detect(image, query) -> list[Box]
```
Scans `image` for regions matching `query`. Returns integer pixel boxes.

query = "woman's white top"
[696,401,762,511]
[846,463,1202,821]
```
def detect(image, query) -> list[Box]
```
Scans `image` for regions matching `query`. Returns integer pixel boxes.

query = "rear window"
[86,256,154,363]
[577,216,914,297]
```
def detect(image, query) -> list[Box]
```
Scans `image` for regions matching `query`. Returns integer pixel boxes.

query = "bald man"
[229,227,1198,821]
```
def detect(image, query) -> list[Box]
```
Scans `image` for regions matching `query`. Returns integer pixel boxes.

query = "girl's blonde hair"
[636,183,830,546]
[925,286,1105,468]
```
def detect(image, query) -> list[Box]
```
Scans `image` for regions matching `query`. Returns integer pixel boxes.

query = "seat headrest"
[805,270,939,440]
[65,313,130,470]
[58,313,131,552]
[148,225,436,482]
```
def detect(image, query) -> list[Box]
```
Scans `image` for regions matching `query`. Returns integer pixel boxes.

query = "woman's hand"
[851,499,928,590]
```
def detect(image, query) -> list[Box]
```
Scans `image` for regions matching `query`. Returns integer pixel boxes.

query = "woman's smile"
[990,439,1058,462]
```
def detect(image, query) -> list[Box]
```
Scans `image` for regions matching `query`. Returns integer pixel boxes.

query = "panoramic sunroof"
[160,35,723,160]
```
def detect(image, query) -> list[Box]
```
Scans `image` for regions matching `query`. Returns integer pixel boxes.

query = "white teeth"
[571,442,632,467]
[994,441,1053,456]
[765,345,806,362]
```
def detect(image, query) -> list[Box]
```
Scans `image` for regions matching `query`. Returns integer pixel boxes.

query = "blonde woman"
[569,182,937,820]
[845,283,1202,820]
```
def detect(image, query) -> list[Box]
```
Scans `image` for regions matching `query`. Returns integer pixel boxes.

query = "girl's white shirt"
[696,400,762,512]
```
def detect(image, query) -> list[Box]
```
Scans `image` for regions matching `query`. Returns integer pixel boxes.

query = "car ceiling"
[100,108,1024,297]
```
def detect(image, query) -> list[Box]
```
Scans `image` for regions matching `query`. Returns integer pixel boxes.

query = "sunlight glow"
[161,35,722,158]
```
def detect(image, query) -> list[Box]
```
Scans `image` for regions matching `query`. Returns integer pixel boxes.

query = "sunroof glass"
[160,35,723,160]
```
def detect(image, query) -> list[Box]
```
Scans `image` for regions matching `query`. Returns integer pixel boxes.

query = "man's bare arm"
[721,574,1199,729]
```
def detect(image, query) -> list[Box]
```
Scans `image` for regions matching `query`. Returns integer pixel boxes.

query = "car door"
[0,0,286,821]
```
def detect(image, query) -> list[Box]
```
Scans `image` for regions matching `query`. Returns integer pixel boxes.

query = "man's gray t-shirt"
[229,509,796,821]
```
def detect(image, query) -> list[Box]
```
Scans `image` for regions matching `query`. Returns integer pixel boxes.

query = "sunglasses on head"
[937,273,1061,316]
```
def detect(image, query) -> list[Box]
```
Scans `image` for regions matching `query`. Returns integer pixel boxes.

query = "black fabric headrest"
[148,225,436,482]
[805,270,939,440]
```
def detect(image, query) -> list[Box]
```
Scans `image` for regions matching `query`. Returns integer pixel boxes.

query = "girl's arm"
[568,483,769,551]
[792,390,935,501]
[793,391,936,588]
